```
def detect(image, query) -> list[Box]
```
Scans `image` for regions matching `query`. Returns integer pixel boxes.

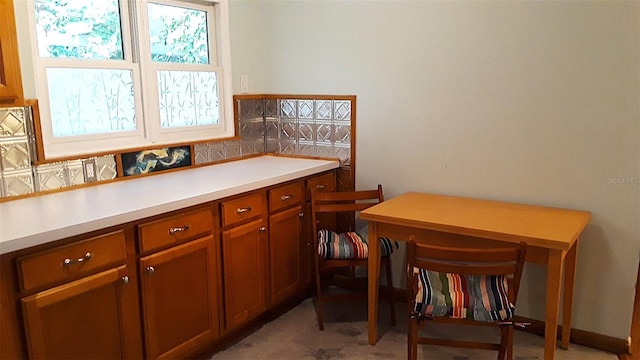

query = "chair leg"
[497,325,513,360]
[384,259,396,326]
[506,325,514,360]
[408,318,418,360]
[315,269,325,331]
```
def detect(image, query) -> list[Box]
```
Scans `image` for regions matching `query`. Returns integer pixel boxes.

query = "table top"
[0,155,338,255]
[360,192,591,251]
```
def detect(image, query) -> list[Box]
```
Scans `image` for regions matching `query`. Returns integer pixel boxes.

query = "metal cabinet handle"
[63,252,92,266]
[280,194,294,201]
[122,276,129,284]
[315,184,326,190]
[146,266,155,274]
[259,227,266,232]
[236,207,252,214]
[298,212,304,218]
[169,224,190,235]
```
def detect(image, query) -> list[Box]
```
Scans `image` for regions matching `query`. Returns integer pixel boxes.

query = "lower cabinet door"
[21,266,140,359]
[269,205,303,304]
[221,218,268,331]
[139,236,219,360]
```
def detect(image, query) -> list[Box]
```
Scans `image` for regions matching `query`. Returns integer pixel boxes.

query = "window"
[28,0,234,159]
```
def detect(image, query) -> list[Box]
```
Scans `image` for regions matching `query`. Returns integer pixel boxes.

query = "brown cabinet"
[0,0,24,106]
[2,168,338,359]
[302,172,336,286]
[19,232,141,359]
[138,208,219,360]
[268,182,305,305]
[220,193,268,331]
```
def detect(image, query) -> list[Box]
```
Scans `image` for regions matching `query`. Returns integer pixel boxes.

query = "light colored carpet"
[212,297,616,360]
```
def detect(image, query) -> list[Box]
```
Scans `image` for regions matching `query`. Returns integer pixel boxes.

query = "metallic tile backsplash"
[1,97,352,198]
[210,98,352,167]
[0,107,117,198]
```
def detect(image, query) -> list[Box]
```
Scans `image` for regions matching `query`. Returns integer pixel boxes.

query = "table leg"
[545,249,563,360]
[561,240,578,349]
[368,222,381,345]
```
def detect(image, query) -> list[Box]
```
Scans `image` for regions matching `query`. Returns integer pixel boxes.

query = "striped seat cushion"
[317,229,398,259]
[413,269,514,322]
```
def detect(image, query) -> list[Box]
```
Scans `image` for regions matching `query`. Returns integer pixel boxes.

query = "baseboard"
[512,315,630,356]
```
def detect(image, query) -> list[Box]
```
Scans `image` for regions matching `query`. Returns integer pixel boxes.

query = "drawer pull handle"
[146,266,155,274]
[316,184,327,190]
[280,194,294,201]
[63,252,92,266]
[299,212,304,218]
[259,227,266,232]
[236,207,252,214]
[122,276,129,284]
[169,225,190,235]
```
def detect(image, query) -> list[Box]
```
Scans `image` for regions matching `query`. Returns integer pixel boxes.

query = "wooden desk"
[361,192,590,360]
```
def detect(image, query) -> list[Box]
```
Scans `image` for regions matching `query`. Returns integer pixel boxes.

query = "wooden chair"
[406,241,527,360]
[311,184,396,331]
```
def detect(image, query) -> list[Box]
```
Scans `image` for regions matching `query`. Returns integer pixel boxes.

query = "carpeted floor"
[212,296,616,360]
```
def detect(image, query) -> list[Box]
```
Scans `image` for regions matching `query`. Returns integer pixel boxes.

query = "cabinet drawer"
[306,172,336,199]
[221,193,265,228]
[269,182,304,213]
[138,208,213,253]
[18,231,127,292]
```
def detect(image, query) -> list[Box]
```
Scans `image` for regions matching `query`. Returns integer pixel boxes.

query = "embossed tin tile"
[335,145,351,166]
[0,107,27,138]
[316,144,333,159]
[281,120,297,141]
[208,142,225,162]
[333,100,351,121]
[315,122,332,144]
[0,139,32,172]
[96,155,117,181]
[66,160,85,186]
[279,141,296,155]
[298,141,315,156]
[334,124,351,144]
[35,162,66,191]
[0,176,4,198]
[298,121,314,142]
[298,100,314,119]
[266,139,280,153]
[280,99,297,119]
[265,119,279,140]
[194,143,209,165]
[2,169,35,196]
[241,139,261,156]
[238,99,263,122]
[264,99,278,119]
[224,140,241,159]
[315,100,332,120]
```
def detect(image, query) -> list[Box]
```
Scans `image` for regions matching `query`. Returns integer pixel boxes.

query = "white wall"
[229,0,640,340]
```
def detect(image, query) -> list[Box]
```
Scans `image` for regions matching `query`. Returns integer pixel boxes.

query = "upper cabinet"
[0,0,24,106]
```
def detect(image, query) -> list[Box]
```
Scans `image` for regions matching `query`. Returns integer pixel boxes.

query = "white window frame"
[26,0,234,160]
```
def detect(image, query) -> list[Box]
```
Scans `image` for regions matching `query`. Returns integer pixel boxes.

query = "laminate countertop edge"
[0,155,339,255]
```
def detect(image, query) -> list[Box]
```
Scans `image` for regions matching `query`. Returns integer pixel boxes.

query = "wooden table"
[361,192,590,360]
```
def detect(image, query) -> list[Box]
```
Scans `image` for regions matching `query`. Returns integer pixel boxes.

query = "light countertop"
[0,155,339,255]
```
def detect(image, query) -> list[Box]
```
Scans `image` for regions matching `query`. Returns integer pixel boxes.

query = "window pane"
[47,68,136,137]
[34,0,123,60]
[157,70,219,128]
[147,3,209,64]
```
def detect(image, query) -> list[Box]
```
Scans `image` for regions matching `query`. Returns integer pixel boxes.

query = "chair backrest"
[311,184,383,233]
[407,241,527,304]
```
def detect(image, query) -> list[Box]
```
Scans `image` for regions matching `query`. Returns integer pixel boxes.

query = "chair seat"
[317,229,398,259]
[413,269,515,322]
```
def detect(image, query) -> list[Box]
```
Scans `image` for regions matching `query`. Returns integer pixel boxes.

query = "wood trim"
[513,315,629,355]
